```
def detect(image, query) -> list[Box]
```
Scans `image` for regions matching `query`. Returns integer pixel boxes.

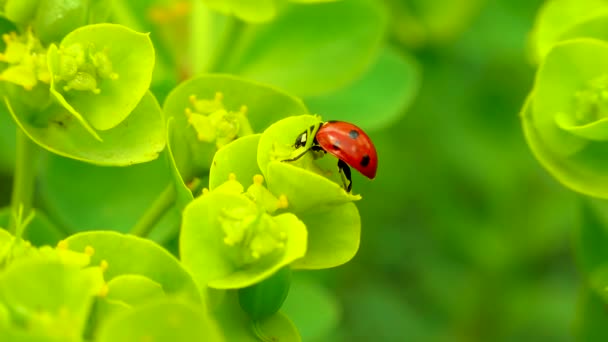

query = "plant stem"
[9,129,39,234]
[205,15,245,72]
[130,183,176,237]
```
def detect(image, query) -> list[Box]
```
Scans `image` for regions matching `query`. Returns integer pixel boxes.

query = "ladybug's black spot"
[360,155,370,167]
[332,144,341,150]
[348,130,360,139]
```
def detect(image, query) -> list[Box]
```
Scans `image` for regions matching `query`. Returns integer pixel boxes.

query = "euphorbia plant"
[0,0,420,340]
[523,0,608,338]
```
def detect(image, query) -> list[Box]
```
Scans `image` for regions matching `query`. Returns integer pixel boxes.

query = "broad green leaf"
[226,0,388,97]
[213,291,301,342]
[209,134,262,190]
[0,208,64,246]
[163,74,307,179]
[291,202,360,269]
[32,0,90,44]
[523,39,608,197]
[3,0,40,25]
[282,275,340,341]
[96,300,223,342]
[305,47,420,131]
[47,23,154,131]
[8,91,165,165]
[64,231,201,302]
[202,0,276,22]
[529,0,608,63]
[181,191,307,289]
[238,267,291,320]
[37,154,172,238]
[0,259,103,340]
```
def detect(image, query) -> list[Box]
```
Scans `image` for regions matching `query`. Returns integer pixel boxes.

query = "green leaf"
[163,74,307,179]
[37,154,171,237]
[181,191,307,289]
[4,0,40,25]
[47,23,154,131]
[226,0,388,97]
[238,267,291,320]
[8,91,165,165]
[529,0,608,63]
[209,134,262,190]
[523,38,608,197]
[0,259,103,340]
[64,231,201,302]
[202,0,276,22]
[305,47,420,131]
[96,300,223,342]
[213,291,301,342]
[32,0,90,44]
[282,275,340,341]
[291,202,360,269]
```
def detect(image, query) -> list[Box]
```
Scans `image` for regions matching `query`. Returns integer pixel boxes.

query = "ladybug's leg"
[283,145,325,162]
[282,148,310,162]
[337,159,352,192]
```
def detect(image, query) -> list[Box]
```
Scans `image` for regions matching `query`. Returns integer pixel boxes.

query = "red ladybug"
[283,121,378,191]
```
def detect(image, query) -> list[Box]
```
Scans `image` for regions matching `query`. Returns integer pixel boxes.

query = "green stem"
[9,129,39,234]
[130,183,176,237]
[205,15,245,72]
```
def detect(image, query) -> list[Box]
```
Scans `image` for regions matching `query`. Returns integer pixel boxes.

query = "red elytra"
[315,121,378,179]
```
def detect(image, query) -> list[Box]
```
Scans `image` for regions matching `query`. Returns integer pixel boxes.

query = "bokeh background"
[306,0,582,341]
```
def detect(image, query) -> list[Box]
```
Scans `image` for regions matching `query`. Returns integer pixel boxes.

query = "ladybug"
[283,121,378,192]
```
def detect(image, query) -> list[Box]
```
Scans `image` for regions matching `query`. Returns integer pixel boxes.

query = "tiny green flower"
[185,92,253,148]
[54,43,119,94]
[0,29,48,90]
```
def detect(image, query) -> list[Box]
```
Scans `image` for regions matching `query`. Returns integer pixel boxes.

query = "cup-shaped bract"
[96,300,224,342]
[8,91,165,165]
[47,23,155,133]
[180,190,307,290]
[528,0,608,63]
[523,38,608,197]
[0,258,104,341]
[163,74,307,183]
[64,231,201,303]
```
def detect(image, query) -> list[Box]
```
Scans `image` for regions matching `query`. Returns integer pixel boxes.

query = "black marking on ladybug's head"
[360,155,370,167]
[294,130,308,148]
[349,130,360,139]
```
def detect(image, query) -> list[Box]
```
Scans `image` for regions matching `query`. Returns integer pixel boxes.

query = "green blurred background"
[315,0,581,341]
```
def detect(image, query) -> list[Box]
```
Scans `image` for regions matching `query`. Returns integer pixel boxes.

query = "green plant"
[523,0,608,338]
[0,0,419,340]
